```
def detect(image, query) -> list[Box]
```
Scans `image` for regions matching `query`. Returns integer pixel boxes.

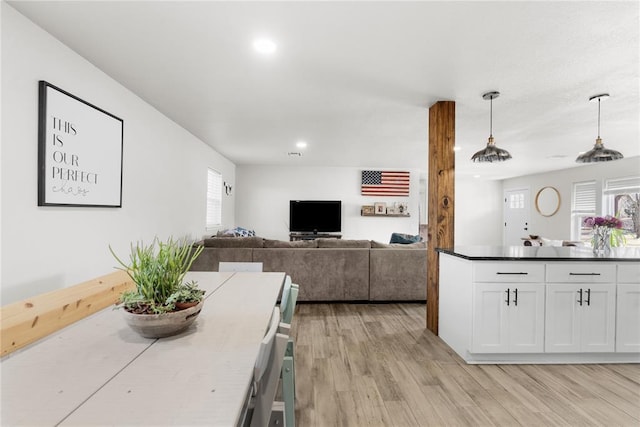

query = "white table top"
[1,272,285,427]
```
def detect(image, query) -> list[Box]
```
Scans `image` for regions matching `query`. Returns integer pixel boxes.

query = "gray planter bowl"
[122,301,204,338]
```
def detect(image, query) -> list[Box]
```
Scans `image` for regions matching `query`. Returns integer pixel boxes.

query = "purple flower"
[583,215,623,229]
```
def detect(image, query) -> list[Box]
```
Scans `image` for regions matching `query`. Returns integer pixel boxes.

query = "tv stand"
[289,233,342,241]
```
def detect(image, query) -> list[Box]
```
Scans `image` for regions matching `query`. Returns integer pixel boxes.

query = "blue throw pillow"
[390,232,422,244]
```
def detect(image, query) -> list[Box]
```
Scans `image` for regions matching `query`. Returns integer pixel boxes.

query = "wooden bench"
[1,270,135,357]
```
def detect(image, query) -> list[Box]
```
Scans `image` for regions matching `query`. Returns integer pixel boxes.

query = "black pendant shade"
[471,91,512,163]
[575,94,623,163]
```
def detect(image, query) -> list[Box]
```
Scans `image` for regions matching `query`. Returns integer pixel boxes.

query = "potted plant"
[110,237,205,338]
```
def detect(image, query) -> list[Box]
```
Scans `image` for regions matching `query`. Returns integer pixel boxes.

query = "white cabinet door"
[616,283,640,352]
[546,284,616,353]
[472,284,509,353]
[508,285,545,352]
[581,284,616,352]
[545,284,581,352]
[472,283,544,353]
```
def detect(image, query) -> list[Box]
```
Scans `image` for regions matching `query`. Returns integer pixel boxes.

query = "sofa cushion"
[203,236,264,248]
[264,239,318,248]
[253,248,370,301]
[371,241,426,249]
[189,247,254,271]
[317,238,371,248]
[369,248,427,301]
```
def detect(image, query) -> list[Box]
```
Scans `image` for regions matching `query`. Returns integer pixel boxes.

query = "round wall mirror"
[535,186,561,217]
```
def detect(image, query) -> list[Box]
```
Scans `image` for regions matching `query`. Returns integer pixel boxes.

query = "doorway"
[504,188,530,246]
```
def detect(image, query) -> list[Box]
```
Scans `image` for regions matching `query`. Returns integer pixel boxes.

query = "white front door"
[504,188,530,246]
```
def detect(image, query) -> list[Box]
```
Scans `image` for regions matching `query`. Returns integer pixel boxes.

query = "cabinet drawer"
[546,263,616,283]
[473,263,545,283]
[618,264,640,283]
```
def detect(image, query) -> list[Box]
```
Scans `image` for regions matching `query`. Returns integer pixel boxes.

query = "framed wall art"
[38,81,124,207]
[361,205,375,215]
[374,202,387,215]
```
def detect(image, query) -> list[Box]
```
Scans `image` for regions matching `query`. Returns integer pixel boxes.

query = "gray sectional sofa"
[190,237,427,302]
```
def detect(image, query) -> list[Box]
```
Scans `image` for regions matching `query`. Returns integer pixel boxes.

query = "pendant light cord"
[489,96,493,137]
[597,97,601,138]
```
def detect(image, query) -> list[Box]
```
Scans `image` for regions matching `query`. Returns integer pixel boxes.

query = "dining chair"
[218,262,263,272]
[279,275,299,427]
[247,307,289,427]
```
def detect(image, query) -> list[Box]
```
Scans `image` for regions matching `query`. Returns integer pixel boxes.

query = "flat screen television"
[289,200,342,233]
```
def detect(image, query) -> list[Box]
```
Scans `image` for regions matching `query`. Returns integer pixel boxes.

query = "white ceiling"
[8,1,639,180]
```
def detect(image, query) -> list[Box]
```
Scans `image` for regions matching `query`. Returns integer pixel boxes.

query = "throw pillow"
[263,239,318,248]
[317,239,371,248]
[390,232,423,244]
[371,241,427,249]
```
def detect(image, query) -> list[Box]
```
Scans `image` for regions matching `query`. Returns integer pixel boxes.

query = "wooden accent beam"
[427,101,455,334]
[1,270,134,356]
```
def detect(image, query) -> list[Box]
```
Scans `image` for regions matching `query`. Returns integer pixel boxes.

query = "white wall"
[502,156,640,241]
[235,166,421,242]
[455,177,504,246]
[1,3,235,304]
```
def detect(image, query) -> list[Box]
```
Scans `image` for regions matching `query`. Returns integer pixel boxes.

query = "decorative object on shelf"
[361,201,410,216]
[110,237,205,338]
[361,205,375,215]
[471,91,512,163]
[576,94,624,163]
[361,170,410,196]
[535,186,561,217]
[374,202,387,215]
[583,215,625,255]
[38,81,124,207]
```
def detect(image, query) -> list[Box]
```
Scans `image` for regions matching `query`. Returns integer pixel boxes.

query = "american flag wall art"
[361,171,410,196]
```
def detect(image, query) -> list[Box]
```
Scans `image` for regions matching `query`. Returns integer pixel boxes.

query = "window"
[604,176,640,239]
[509,192,525,209]
[571,180,596,241]
[206,169,222,230]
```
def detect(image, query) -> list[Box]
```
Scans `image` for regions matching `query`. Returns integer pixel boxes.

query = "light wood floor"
[290,303,640,426]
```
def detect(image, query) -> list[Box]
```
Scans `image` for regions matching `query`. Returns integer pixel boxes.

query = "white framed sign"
[38,81,123,207]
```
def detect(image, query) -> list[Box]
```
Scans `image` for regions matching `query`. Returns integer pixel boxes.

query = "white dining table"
[1,271,285,426]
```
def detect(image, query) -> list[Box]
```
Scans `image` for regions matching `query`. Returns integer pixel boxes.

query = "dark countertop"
[436,246,640,262]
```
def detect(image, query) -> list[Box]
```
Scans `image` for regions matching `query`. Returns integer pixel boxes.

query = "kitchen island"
[437,246,640,364]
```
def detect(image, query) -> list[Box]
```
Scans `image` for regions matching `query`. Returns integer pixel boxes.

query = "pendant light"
[575,94,623,163]
[471,91,512,163]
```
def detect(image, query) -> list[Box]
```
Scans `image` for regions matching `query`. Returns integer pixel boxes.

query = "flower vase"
[591,226,611,255]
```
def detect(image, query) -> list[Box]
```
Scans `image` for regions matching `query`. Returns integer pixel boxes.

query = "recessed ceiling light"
[473,175,481,178]
[296,141,307,149]
[453,146,462,151]
[253,38,277,55]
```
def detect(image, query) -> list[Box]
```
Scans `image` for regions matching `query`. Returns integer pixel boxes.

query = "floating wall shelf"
[361,213,410,218]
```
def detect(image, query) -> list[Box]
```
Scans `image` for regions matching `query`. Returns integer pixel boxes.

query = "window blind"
[206,169,222,229]
[572,181,596,213]
[604,176,640,194]
[571,180,596,241]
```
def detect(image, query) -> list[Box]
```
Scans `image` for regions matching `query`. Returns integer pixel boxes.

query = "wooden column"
[427,101,455,334]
